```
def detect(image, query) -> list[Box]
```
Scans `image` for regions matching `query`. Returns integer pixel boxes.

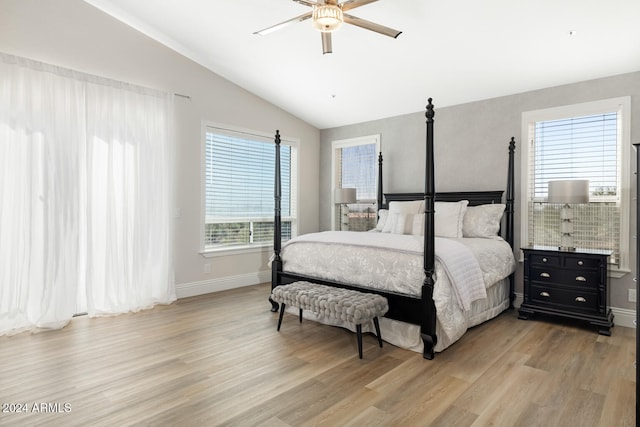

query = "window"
[521,97,631,271]
[202,124,297,252]
[332,135,380,231]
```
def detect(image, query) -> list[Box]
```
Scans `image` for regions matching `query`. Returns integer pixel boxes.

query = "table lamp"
[548,179,589,251]
[335,188,357,231]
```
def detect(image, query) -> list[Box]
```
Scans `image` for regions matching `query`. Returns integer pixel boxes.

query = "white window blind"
[526,108,623,266]
[332,135,379,231]
[204,127,297,249]
[531,113,618,199]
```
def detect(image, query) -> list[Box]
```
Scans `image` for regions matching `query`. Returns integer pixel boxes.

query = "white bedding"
[278,230,516,353]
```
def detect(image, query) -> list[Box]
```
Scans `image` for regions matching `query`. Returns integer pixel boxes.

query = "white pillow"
[434,200,468,238]
[375,209,389,231]
[462,203,505,238]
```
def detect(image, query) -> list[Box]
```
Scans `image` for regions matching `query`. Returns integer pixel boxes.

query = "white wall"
[320,71,640,321]
[0,0,320,297]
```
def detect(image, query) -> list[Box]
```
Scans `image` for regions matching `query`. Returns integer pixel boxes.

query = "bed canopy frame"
[270,98,516,359]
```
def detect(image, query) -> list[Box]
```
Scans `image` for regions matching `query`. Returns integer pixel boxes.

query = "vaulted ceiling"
[84,0,640,129]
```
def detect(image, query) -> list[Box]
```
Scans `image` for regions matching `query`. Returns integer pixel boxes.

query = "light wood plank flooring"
[0,283,635,426]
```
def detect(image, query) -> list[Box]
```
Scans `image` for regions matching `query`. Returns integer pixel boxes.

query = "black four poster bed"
[270,98,516,359]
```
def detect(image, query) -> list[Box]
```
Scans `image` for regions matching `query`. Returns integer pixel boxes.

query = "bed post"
[422,98,437,360]
[377,152,384,211]
[270,130,282,312]
[506,137,516,309]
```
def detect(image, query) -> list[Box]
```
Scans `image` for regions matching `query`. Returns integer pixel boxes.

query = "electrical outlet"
[204,263,211,274]
[629,288,637,303]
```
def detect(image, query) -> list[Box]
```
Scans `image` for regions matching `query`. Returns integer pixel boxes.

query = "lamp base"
[559,231,574,252]
[339,204,350,231]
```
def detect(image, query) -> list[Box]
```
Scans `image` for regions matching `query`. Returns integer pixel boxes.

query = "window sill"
[609,267,631,279]
[200,245,274,258]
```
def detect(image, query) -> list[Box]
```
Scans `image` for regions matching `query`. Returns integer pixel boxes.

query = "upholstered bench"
[271,281,389,359]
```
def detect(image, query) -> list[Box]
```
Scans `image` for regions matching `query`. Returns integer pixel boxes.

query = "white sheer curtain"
[0,53,175,335]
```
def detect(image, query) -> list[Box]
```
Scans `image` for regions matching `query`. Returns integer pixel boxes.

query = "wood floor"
[0,283,635,427]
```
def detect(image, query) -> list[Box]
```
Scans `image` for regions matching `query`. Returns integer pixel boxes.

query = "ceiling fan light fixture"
[312,5,343,32]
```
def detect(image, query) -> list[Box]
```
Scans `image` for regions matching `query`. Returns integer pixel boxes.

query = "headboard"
[381,191,504,209]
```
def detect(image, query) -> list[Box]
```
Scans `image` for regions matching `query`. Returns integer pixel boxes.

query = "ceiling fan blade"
[343,14,402,38]
[339,0,378,12]
[321,32,333,54]
[254,12,313,35]
[293,0,321,7]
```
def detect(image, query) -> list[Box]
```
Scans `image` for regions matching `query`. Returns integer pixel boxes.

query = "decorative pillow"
[462,203,505,238]
[382,212,414,234]
[411,213,424,236]
[434,200,468,238]
[380,200,424,234]
[375,209,389,231]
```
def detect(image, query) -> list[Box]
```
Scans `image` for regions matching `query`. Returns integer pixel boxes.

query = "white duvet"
[278,231,516,352]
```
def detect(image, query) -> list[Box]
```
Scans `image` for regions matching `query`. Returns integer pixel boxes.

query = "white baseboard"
[513,292,636,329]
[611,307,636,329]
[176,271,270,299]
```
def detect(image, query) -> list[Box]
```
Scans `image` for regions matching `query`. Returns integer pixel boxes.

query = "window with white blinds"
[522,97,630,270]
[203,125,297,250]
[332,135,380,231]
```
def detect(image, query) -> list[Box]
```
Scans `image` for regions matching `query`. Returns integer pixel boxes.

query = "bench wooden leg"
[277,303,286,331]
[299,308,303,323]
[356,324,363,359]
[373,317,383,348]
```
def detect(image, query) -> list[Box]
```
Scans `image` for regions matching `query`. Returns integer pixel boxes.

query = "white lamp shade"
[335,187,357,204]
[548,180,589,204]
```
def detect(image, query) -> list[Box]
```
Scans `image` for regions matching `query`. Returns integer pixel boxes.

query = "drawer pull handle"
[575,276,587,282]
[540,272,551,278]
[575,296,587,303]
[577,260,584,266]
[542,257,548,263]
[540,291,550,297]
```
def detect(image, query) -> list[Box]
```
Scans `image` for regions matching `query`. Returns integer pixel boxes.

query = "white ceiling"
[84,0,640,129]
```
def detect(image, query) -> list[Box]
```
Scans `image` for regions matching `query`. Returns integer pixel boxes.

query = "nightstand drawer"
[530,284,599,314]
[563,255,601,270]
[530,267,600,288]
[529,253,561,266]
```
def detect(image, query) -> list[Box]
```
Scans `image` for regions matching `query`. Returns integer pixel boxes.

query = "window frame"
[520,96,631,275]
[200,122,299,257]
[331,134,381,231]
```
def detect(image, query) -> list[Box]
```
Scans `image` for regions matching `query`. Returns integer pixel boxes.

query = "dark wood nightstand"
[518,246,614,335]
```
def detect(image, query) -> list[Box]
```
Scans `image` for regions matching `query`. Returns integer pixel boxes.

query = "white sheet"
[449,237,517,288]
[434,237,485,311]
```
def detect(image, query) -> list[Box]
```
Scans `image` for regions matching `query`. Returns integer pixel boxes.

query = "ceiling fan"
[254,0,402,54]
